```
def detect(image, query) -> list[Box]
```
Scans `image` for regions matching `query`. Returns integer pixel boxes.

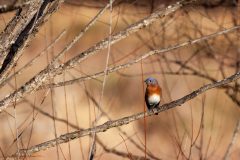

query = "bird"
[144,77,162,114]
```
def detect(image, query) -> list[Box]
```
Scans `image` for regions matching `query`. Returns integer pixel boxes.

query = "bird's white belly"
[148,94,160,104]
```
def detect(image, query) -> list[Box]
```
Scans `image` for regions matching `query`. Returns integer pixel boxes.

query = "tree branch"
[0,0,197,112]
[0,0,41,67]
[0,29,66,89]
[41,25,240,89]
[0,0,63,85]
[13,71,240,156]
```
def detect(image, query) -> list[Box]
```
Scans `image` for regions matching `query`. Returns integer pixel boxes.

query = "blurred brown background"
[0,0,239,160]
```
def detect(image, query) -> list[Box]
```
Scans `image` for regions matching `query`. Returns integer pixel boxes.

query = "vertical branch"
[89,0,113,159]
[63,56,71,159]
[13,66,19,160]
[223,120,240,160]
[45,27,60,159]
[140,58,147,159]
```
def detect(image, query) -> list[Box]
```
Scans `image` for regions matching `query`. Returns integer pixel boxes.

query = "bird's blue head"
[144,77,158,85]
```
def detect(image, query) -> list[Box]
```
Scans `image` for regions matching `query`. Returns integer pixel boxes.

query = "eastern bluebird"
[144,77,162,114]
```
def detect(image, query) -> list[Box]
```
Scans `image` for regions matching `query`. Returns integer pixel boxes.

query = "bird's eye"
[149,80,152,82]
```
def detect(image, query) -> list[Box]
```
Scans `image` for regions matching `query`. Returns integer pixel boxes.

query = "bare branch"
[0,29,66,89]
[0,0,41,67]
[84,90,160,159]
[0,0,197,112]
[14,71,240,156]
[0,0,63,85]
[41,25,240,89]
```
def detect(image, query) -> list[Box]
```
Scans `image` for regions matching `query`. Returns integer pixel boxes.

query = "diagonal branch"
[0,0,63,84]
[0,29,66,89]
[97,138,152,160]
[0,0,197,112]
[0,0,41,67]
[41,25,240,89]
[14,71,240,156]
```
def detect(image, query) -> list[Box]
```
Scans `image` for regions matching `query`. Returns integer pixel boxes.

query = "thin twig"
[223,120,240,160]
[98,138,151,160]
[51,0,115,65]
[88,1,114,159]
[41,25,240,89]
[0,30,66,89]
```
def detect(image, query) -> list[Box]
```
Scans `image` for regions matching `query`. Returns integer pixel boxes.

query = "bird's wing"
[145,90,151,110]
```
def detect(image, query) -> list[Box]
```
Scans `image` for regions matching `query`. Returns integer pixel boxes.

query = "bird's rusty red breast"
[146,84,162,97]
